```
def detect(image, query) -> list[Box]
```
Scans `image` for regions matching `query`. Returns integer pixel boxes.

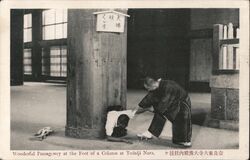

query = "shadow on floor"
[191,111,208,126]
[191,102,210,126]
[138,138,188,149]
[47,84,67,88]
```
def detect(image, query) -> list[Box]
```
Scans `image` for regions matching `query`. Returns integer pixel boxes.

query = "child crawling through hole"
[105,105,136,144]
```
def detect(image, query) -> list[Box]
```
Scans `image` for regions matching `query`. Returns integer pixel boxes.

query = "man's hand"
[131,109,137,117]
[135,108,147,114]
[147,106,154,112]
[135,107,154,114]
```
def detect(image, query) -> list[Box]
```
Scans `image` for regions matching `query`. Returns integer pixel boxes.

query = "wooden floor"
[10,82,238,150]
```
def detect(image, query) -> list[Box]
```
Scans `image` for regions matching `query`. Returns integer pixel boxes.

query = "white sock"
[143,131,152,137]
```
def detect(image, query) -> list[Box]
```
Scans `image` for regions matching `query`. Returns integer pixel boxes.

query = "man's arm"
[137,92,156,114]
[135,106,154,114]
[107,136,133,144]
[138,92,155,109]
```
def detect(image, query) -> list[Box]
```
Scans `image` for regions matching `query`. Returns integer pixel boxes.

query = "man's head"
[144,77,161,91]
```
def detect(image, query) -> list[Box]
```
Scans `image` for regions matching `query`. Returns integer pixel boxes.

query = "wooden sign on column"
[93,10,130,33]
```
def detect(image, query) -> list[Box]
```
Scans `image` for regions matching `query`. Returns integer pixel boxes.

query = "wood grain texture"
[213,24,223,71]
[210,73,239,89]
[11,10,24,85]
[226,89,239,121]
[189,39,212,82]
[66,9,127,138]
[32,10,42,80]
[211,88,239,121]
[211,88,227,120]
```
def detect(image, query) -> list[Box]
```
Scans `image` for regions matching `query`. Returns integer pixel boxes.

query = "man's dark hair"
[111,114,130,137]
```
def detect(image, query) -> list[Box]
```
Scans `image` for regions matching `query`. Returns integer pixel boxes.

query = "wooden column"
[11,10,24,86]
[31,10,42,81]
[212,24,223,71]
[66,9,127,139]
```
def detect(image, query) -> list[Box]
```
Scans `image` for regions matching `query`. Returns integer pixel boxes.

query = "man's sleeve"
[138,92,155,108]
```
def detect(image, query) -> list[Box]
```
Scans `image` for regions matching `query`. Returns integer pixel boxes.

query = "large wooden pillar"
[11,10,24,86]
[66,9,127,138]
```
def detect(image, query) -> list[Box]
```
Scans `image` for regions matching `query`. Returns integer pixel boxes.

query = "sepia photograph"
[0,0,249,159]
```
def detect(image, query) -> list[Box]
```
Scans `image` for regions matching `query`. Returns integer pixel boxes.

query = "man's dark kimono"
[139,80,192,143]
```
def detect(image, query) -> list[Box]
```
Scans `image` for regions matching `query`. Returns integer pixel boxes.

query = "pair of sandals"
[33,127,54,140]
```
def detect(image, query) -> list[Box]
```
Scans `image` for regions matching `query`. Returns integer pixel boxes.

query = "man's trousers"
[148,98,192,143]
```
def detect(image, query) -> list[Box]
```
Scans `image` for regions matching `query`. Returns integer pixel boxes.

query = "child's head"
[117,114,130,128]
[111,114,130,137]
[106,105,137,137]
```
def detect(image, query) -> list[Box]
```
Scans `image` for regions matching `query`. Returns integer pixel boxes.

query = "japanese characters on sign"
[94,10,129,33]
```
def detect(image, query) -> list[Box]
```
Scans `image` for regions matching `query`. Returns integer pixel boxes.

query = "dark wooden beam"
[11,9,24,85]
[220,39,239,45]
[31,10,42,81]
[38,39,67,47]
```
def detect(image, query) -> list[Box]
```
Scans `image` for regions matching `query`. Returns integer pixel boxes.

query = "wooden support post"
[212,24,223,71]
[66,9,127,139]
[11,10,24,86]
[31,10,42,81]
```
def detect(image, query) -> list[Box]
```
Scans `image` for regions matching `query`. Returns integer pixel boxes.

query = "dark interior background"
[127,9,190,89]
[127,9,239,91]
